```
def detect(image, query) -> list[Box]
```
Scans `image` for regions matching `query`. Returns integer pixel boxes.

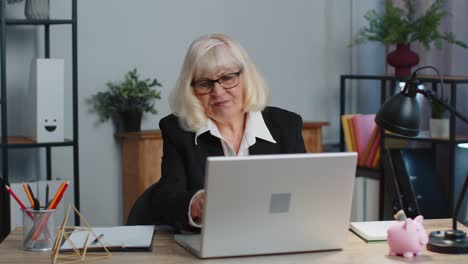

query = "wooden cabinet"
[302,122,329,152]
[116,131,163,222]
[117,121,329,222]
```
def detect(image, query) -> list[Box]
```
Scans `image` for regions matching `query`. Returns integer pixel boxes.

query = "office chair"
[126,185,157,225]
[127,184,199,232]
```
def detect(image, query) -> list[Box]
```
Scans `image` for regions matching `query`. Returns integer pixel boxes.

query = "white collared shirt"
[194,111,277,156]
[188,111,277,227]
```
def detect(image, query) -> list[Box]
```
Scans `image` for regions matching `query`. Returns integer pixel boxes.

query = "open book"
[349,221,396,242]
[60,225,155,251]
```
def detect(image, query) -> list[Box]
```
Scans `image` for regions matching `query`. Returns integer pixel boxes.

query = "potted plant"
[7,0,50,19]
[429,97,449,138]
[88,68,162,132]
[350,0,468,77]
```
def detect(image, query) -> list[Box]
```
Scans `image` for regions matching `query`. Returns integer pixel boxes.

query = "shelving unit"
[339,74,468,219]
[0,0,79,241]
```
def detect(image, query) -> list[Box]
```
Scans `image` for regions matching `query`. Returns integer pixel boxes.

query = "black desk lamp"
[375,66,468,254]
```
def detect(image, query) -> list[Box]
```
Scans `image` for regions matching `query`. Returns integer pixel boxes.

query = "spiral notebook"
[60,225,155,251]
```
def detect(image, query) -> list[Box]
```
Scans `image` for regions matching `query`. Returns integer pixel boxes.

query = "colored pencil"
[5,185,34,219]
[47,181,66,209]
[50,181,69,209]
[22,183,34,208]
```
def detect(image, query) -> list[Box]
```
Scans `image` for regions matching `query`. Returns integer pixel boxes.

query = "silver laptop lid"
[199,152,357,258]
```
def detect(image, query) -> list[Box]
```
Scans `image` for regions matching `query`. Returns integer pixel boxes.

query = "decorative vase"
[24,0,50,20]
[429,118,449,138]
[387,44,419,77]
[121,111,142,132]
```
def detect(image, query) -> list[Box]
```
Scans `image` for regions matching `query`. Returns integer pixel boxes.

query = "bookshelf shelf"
[384,132,468,144]
[340,74,468,220]
[0,0,79,241]
[356,166,381,180]
[6,19,72,25]
[0,136,74,148]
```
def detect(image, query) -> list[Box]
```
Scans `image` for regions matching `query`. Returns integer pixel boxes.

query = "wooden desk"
[1,219,466,263]
[116,122,329,223]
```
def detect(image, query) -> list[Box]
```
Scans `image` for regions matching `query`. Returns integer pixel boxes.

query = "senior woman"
[133,33,306,231]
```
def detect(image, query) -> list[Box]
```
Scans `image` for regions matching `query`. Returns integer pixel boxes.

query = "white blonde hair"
[169,33,269,131]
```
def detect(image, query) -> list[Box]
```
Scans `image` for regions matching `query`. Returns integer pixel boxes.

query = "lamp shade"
[375,92,421,137]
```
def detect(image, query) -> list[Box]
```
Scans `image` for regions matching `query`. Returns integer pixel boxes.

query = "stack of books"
[341,114,380,169]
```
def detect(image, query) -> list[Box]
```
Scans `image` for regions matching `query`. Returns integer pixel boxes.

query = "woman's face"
[193,67,244,125]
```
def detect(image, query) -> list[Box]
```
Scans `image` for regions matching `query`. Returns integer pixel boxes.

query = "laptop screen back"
[199,152,357,257]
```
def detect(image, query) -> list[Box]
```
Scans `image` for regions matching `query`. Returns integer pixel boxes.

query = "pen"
[91,234,104,245]
[27,184,35,205]
[45,199,51,209]
[27,184,40,210]
[45,183,49,206]
[33,197,40,211]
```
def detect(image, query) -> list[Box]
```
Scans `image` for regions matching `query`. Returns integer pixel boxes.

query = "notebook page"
[60,225,154,250]
[350,221,396,241]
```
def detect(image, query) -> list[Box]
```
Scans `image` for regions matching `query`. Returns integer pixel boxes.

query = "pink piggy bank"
[387,215,428,258]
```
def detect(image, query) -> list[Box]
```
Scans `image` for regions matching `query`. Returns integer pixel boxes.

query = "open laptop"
[175,152,357,258]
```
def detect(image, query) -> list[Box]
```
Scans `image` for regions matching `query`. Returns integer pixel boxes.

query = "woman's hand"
[190,191,205,223]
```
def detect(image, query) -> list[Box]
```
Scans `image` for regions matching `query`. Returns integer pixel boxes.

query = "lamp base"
[426,230,468,254]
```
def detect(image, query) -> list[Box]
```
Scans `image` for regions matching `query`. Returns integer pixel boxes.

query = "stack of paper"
[349,221,397,242]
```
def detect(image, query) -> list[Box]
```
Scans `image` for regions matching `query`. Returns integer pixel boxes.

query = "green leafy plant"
[430,98,448,119]
[350,0,468,49]
[88,68,162,123]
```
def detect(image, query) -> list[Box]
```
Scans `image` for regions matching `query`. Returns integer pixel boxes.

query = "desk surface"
[0,219,467,264]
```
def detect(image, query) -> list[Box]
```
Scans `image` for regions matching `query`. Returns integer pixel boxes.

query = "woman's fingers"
[191,192,206,221]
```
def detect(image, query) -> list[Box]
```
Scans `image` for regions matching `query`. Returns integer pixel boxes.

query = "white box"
[24,59,64,142]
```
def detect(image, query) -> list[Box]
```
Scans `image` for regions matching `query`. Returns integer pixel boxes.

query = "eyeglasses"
[191,70,242,95]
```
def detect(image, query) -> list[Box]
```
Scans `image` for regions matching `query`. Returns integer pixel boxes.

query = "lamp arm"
[418,90,468,124]
[418,89,468,231]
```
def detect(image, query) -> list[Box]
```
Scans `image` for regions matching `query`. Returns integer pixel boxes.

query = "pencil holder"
[22,207,56,251]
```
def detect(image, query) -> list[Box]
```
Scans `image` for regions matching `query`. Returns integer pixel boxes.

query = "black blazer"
[141,106,306,230]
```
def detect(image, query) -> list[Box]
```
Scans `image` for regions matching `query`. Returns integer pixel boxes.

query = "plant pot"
[24,0,50,20]
[121,111,142,132]
[387,44,419,77]
[429,118,449,138]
